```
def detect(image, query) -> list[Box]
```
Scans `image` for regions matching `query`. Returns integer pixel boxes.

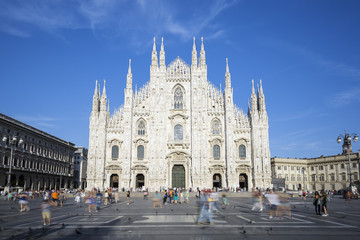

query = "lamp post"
[337,131,358,192]
[2,135,24,193]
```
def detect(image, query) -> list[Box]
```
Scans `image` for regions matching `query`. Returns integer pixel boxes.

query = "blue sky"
[0,0,359,158]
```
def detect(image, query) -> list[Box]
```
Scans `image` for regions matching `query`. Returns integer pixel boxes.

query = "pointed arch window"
[174,124,183,140]
[174,87,184,109]
[138,120,146,135]
[212,120,221,135]
[213,145,220,159]
[137,145,144,160]
[239,145,246,158]
[112,145,119,159]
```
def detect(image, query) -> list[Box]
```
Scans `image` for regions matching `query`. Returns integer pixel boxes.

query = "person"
[59,191,66,207]
[126,190,130,205]
[41,199,51,226]
[321,190,328,216]
[222,193,228,208]
[179,191,184,204]
[96,190,102,211]
[114,190,119,203]
[81,190,86,203]
[19,192,30,212]
[87,192,96,213]
[174,191,178,204]
[264,190,280,219]
[51,190,59,207]
[302,189,307,200]
[313,191,321,215]
[163,190,168,205]
[8,191,12,201]
[143,190,148,200]
[153,191,162,208]
[104,190,109,206]
[345,191,351,201]
[185,190,189,204]
[197,191,213,225]
[251,189,263,211]
[75,191,81,208]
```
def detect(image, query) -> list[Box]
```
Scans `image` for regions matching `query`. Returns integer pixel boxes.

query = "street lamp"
[337,131,358,191]
[2,135,24,193]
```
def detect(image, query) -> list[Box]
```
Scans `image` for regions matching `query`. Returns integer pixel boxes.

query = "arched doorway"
[213,174,222,188]
[110,174,119,188]
[172,165,185,188]
[136,174,145,188]
[18,175,25,188]
[239,173,248,191]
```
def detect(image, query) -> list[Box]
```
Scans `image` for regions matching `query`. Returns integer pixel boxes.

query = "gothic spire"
[159,37,166,70]
[259,79,266,112]
[126,59,132,89]
[199,37,206,68]
[151,37,158,68]
[100,79,107,111]
[92,80,100,112]
[225,58,231,88]
[102,79,107,99]
[251,79,257,112]
[192,37,197,67]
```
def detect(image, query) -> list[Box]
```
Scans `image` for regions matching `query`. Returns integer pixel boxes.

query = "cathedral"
[86,37,272,191]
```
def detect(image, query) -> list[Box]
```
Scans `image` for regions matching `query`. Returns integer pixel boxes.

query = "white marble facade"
[86,38,271,191]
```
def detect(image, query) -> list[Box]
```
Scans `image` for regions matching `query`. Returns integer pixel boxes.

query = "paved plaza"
[0,193,359,239]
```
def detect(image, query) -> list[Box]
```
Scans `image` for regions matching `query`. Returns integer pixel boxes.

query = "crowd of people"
[1,186,356,227]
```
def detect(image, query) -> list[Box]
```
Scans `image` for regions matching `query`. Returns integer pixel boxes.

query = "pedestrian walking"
[251,189,263,211]
[41,199,51,226]
[185,190,189,204]
[59,191,66,207]
[264,190,280,219]
[313,191,321,215]
[126,190,130,205]
[197,191,213,225]
[104,190,109,206]
[19,192,30,212]
[51,190,59,207]
[75,192,81,208]
[321,190,329,216]
[96,190,102,211]
[163,190,167,205]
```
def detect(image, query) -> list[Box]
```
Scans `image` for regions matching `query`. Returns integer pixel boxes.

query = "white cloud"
[0,0,236,44]
[331,87,360,107]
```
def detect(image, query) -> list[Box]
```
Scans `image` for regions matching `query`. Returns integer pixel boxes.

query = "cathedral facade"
[86,38,271,191]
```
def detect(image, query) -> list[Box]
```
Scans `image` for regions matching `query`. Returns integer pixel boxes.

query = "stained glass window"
[174,87,183,109]
[213,145,220,159]
[112,145,119,159]
[239,145,246,158]
[174,124,183,140]
[138,120,145,135]
[137,145,144,159]
[212,120,221,134]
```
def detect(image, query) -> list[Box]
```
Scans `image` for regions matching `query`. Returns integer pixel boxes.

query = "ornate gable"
[166,57,190,80]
